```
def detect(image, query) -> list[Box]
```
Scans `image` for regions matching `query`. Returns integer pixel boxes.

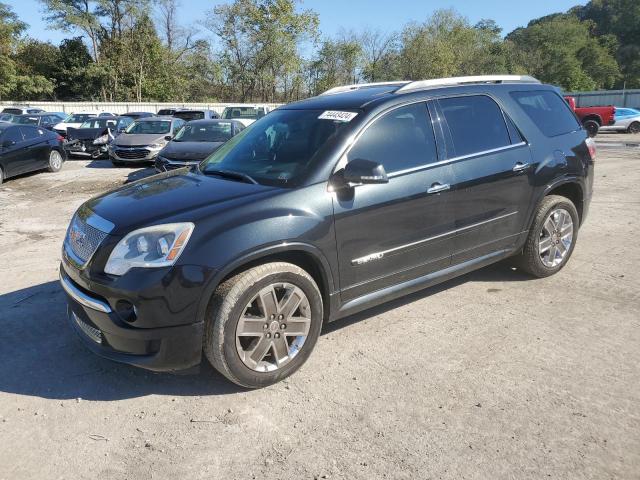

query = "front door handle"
[427,182,450,194]
[513,162,530,172]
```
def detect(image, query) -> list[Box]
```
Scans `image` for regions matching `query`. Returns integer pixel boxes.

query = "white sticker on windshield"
[318,111,358,122]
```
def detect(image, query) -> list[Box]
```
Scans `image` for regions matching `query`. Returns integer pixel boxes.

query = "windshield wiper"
[203,169,258,184]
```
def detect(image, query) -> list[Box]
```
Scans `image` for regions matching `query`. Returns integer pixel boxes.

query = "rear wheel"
[204,262,323,388]
[0,165,4,185]
[48,150,63,172]
[583,119,600,137]
[628,121,640,134]
[516,195,579,278]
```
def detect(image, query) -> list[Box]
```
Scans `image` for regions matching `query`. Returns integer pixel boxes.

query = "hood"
[85,170,277,235]
[113,133,167,147]
[159,141,224,161]
[54,122,82,131]
[66,127,110,141]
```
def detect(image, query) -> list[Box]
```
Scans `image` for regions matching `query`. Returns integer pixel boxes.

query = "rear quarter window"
[510,90,580,137]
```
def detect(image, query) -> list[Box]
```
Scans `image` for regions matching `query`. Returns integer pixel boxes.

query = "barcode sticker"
[318,111,358,122]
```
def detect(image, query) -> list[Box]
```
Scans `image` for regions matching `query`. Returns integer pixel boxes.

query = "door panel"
[333,166,456,302]
[19,127,50,171]
[0,127,27,177]
[332,101,456,303]
[449,145,534,263]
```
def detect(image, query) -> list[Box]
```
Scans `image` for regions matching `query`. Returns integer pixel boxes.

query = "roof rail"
[395,75,541,93]
[320,81,410,96]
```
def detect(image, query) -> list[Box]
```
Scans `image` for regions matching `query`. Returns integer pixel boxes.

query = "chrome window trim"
[351,211,518,265]
[60,272,112,313]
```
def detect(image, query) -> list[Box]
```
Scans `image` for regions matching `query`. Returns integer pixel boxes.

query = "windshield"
[79,118,118,129]
[16,116,39,125]
[125,120,171,135]
[222,107,264,120]
[174,122,233,142]
[173,111,205,121]
[64,114,94,123]
[201,109,352,187]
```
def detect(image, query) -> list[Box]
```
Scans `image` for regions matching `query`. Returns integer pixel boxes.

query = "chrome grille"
[115,148,149,159]
[72,312,102,344]
[66,214,109,263]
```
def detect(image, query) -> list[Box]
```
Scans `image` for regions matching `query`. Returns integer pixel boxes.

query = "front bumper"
[60,267,204,372]
[110,146,162,163]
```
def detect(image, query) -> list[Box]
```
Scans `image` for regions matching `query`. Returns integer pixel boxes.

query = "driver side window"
[2,127,23,145]
[347,103,438,173]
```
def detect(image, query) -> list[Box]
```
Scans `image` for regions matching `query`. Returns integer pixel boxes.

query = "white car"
[220,105,272,126]
[53,111,116,137]
[599,107,640,134]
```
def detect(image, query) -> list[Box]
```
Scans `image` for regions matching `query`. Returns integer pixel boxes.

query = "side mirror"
[164,135,173,141]
[343,158,388,185]
[1,140,15,149]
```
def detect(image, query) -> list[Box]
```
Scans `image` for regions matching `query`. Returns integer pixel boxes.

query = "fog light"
[115,300,137,323]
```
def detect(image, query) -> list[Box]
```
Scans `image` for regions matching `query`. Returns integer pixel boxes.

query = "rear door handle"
[427,182,450,194]
[513,162,530,172]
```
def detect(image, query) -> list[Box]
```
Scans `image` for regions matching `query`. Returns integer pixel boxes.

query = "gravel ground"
[0,147,639,480]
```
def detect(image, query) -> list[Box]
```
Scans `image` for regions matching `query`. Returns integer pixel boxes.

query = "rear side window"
[510,90,580,137]
[348,103,437,173]
[20,126,45,140]
[438,95,511,157]
[2,127,23,144]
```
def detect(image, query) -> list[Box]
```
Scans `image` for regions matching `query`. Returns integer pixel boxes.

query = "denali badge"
[351,252,384,265]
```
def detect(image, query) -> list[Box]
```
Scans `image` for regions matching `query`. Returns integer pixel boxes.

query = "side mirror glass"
[343,158,389,185]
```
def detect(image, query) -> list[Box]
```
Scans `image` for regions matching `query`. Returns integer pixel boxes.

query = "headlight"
[104,223,194,276]
[148,143,164,149]
[93,134,109,145]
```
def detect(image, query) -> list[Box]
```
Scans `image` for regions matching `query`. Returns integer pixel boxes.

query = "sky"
[10,0,585,45]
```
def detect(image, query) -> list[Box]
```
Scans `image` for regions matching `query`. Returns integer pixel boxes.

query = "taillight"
[57,135,64,142]
[586,137,596,161]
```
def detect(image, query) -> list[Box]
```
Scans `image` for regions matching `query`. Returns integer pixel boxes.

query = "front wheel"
[48,149,63,172]
[627,121,640,134]
[516,195,579,278]
[583,119,600,137]
[204,262,323,388]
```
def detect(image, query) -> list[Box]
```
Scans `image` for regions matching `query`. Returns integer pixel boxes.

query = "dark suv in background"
[60,75,594,388]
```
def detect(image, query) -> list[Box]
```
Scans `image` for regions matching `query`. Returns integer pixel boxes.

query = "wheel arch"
[581,114,602,126]
[543,180,584,225]
[196,243,336,324]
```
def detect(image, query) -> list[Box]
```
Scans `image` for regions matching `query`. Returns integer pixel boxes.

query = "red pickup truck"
[564,96,616,137]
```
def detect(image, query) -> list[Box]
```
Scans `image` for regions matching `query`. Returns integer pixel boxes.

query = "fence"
[0,101,282,115]
[566,89,640,109]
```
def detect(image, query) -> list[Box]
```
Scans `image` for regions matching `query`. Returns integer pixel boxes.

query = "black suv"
[60,76,594,388]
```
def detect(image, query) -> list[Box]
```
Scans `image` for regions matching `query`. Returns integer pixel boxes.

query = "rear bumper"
[60,268,203,372]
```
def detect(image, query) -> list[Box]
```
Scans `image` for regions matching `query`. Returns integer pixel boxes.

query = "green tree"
[508,14,620,90]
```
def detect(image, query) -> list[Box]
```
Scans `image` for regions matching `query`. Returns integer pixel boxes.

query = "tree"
[309,38,362,94]
[508,14,620,90]
[205,0,319,102]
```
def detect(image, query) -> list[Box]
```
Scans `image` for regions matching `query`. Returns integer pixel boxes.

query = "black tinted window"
[439,95,511,157]
[20,126,44,140]
[348,103,437,172]
[510,90,580,137]
[2,127,23,144]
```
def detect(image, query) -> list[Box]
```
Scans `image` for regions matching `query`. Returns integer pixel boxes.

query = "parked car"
[0,113,20,123]
[14,112,67,130]
[157,107,179,116]
[108,116,186,166]
[65,116,134,158]
[221,105,272,126]
[53,111,115,138]
[173,109,220,121]
[60,75,594,388]
[1,106,45,115]
[564,96,615,137]
[0,123,65,184]
[599,107,640,134]
[122,111,154,120]
[155,119,245,172]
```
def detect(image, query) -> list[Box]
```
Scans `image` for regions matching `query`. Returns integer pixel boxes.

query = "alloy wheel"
[538,208,573,268]
[235,282,311,372]
[50,150,63,170]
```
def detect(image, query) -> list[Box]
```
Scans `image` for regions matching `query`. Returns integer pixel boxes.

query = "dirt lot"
[1,145,639,480]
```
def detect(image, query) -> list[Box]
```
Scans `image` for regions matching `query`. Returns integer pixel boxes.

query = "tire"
[583,119,600,137]
[204,262,323,388]
[627,121,640,134]
[48,149,63,173]
[0,165,4,185]
[516,195,579,278]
